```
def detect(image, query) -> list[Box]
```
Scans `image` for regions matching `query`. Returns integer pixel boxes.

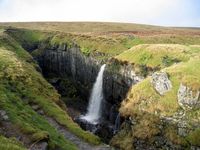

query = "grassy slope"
[119,44,200,116]
[0,32,100,149]
[1,22,199,33]
[0,22,168,33]
[2,22,200,58]
[6,27,141,58]
[120,58,200,116]
[0,135,26,150]
[114,44,200,76]
[118,49,200,148]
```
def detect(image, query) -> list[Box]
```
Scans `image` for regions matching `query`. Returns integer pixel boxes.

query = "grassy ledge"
[0,135,26,150]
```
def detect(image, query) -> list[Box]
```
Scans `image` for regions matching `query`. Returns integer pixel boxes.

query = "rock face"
[178,83,200,109]
[103,63,143,120]
[35,42,143,121]
[104,63,143,103]
[30,142,48,150]
[151,72,172,95]
[38,43,99,87]
[0,110,9,121]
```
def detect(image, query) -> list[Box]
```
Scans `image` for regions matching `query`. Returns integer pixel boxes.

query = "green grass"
[0,135,26,150]
[186,128,200,146]
[0,22,168,33]
[4,25,200,60]
[115,44,200,76]
[0,48,77,150]
[2,23,200,149]
[5,28,49,51]
[115,44,192,69]
[0,33,101,149]
[1,22,200,47]
[0,33,33,62]
[118,57,200,148]
[5,28,136,57]
[136,34,200,45]
[120,57,200,117]
[48,32,141,57]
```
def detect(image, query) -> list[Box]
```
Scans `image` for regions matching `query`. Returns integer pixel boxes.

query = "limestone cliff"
[32,41,143,123]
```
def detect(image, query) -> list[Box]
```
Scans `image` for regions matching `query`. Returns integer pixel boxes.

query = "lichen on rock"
[0,110,9,121]
[151,71,172,95]
[178,83,200,109]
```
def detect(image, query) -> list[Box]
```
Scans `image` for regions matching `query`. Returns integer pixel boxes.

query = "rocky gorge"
[31,39,144,142]
[2,26,200,150]
[28,42,200,150]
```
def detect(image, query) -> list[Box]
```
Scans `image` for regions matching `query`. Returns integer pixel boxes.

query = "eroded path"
[45,116,113,150]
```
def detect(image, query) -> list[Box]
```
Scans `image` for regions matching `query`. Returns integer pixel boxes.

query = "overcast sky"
[0,0,199,27]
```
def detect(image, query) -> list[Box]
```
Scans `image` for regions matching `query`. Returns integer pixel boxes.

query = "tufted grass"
[120,56,200,118]
[115,44,193,68]
[118,57,200,148]
[0,32,101,149]
[0,135,26,150]
[0,48,77,150]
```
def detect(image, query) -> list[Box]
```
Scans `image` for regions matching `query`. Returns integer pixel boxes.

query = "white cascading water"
[81,64,106,124]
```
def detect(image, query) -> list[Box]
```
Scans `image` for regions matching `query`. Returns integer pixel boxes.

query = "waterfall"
[113,113,121,134]
[81,64,106,124]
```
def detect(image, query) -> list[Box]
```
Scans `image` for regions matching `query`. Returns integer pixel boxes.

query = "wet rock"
[58,43,66,51]
[38,110,45,115]
[35,42,143,122]
[32,42,145,145]
[48,78,59,84]
[178,84,200,109]
[75,117,115,143]
[151,72,172,95]
[191,146,200,150]
[46,116,112,150]
[0,110,9,121]
[177,121,188,136]
[108,105,118,124]
[31,105,40,110]
[30,141,48,150]
[104,63,143,103]
[113,113,121,134]
[37,42,143,105]
[75,117,99,133]
[95,123,114,143]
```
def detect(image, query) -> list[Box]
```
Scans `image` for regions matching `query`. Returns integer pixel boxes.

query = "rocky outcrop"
[104,63,143,103]
[178,84,200,109]
[37,43,100,86]
[103,63,143,120]
[30,142,48,150]
[151,72,172,95]
[0,110,9,121]
[30,41,145,144]
[35,42,143,122]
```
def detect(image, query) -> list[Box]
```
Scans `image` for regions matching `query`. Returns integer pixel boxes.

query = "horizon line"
[0,21,200,28]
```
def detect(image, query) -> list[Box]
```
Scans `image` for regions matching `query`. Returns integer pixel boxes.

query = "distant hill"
[1,22,200,33]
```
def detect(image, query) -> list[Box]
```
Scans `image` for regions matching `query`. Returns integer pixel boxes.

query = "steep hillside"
[0,31,101,149]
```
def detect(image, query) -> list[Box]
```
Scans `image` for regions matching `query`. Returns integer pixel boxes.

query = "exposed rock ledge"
[151,71,172,95]
[178,83,200,109]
